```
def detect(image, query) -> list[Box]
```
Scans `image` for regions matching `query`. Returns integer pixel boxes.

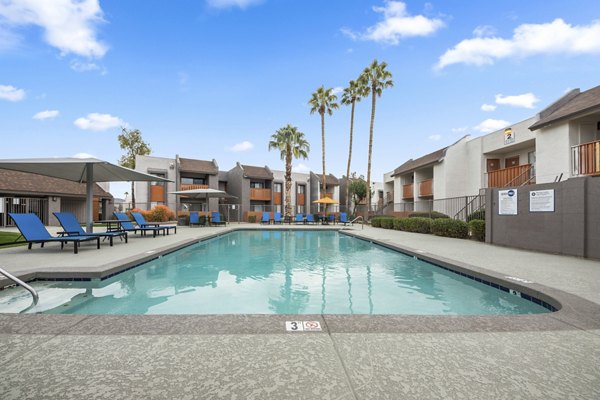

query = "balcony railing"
[572,140,600,176]
[149,185,165,202]
[419,179,433,197]
[250,188,272,201]
[487,164,532,188]
[402,184,414,199]
[180,184,208,191]
[274,192,282,205]
[297,193,305,205]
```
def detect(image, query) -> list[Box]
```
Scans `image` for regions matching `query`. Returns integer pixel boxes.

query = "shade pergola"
[0,157,172,232]
[169,188,237,200]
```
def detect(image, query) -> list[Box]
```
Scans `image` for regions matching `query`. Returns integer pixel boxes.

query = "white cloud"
[74,113,125,131]
[428,134,441,141]
[342,1,445,45]
[495,92,539,109]
[331,86,343,96]
[0,84,25,101]
[229,141,254,152]
[473,25,496,38]
[293,163,311,174]
[33,110,59,120]
[72,152,96,159]
[436,18,600,70]
[0,0,107,58]
[481,104,497,112]
[451,126,469,133]
[206,0,263,9]
[70,60,106,74]
[474,118,510,133]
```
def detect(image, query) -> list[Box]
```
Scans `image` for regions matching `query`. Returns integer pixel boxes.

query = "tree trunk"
[131,181,136,209]
[285,145,292,218]
[345,100,356,213]
[321,111,327,212]
[366,86,376,217]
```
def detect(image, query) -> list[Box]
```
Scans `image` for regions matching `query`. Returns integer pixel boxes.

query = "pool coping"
[1,226,600,335]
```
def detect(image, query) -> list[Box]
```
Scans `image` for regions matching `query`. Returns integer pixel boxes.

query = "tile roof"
[391,147,448,176]
[179,158,218,174]
[241,165,273,180]
[0,170,112,198]
[313,173,340,185]
[529,85,600,131]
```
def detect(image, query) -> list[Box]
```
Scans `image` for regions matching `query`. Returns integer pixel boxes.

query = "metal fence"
[388,192,486,221]
[0,197,48,227]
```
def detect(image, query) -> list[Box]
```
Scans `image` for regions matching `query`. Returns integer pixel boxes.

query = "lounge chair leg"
[28,243,32,250]
[74,242,78,254]
[109,237,113,246]
[96,238,100,249]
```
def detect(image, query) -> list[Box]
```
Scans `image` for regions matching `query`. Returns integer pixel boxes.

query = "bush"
[128,205,176,222]
[248,215,257,223]
[370,216,385,227]
[408,211,449,219]
[469,219,485,241]
[431,218,469,239]
[394,217,432,233]
[467,209,486,222]
[380,217,395,229]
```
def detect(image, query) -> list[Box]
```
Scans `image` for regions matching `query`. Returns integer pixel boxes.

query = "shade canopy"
[312,196,339,204]
[169,188,237,199]
[0,157,172,232]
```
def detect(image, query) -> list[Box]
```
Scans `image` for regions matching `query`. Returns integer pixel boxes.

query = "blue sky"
[2,0,600,198]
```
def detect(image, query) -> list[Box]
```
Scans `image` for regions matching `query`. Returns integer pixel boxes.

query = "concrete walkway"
[1,224,599,399]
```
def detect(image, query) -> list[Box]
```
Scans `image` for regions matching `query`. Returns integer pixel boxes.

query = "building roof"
[179,158,219,175]
[391,147,448,177]
[529,85,600,131]
[0,170,112,198]
[241,165,273,180]
[313,173,339,185]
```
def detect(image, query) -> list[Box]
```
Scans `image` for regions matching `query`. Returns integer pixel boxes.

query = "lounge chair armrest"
[58,230,80,237]
[141,223,160,228]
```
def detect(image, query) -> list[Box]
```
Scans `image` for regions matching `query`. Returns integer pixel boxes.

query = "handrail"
[504,165,533,187]
[453,194,483,221]
[0,267,39,311]
[351,216,364,229]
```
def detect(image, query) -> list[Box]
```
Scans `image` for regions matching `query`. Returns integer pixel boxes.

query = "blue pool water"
[0,230,550,315]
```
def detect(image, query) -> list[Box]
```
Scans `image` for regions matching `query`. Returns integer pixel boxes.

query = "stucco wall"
[535,122,572,184]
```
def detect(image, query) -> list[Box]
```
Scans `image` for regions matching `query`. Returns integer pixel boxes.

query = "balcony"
[274,192,282,205]
[250,188,271,201]
[297,193,305,205]
[487,164,532,188]
[180,183,208,191]
[572,140,600,176]
[402,184,414,199]
[149,184,164,202]
[418,179,433,197]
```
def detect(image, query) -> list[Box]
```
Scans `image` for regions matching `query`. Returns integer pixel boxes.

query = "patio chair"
[53,212,128,246]
[9,213,100,254]
[260,212,271,224]
[211,212,226,226]
[294,213,304,224]
[339,212,351,226]
[131,211,177,235]
[189,212,202,227]
[113,212,163,237]
[306,214,315,224]
[273,212,282,224]
[329,214,335,224]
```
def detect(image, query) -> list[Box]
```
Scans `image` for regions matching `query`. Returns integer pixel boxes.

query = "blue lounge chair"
[339,212,351,226]
[189,212,202,227]
[54,212,128,246]
[294,213,304,224]
[114,212,163,237]
[306,214,315,224]
[273,212,282,224]
[329,214,335,224]
[211,212,226,226]
[9,213,100,254]
[131,211,176,235]
[260,212,271,224]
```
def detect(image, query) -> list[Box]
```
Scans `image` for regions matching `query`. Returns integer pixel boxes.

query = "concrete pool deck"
[0,224,599,399]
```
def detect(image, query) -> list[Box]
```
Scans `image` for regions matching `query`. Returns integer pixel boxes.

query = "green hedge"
[408,211,449,219]
[393,217,432,233]
[431,218,469,239]
[467,209,485,222]
[469,219,485,241]
[380,217,395,229]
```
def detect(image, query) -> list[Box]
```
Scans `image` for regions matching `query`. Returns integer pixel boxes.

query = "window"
[297,185,305,194]
[250,182,264,189]
[181,177,206,185]
[274,183,282,192]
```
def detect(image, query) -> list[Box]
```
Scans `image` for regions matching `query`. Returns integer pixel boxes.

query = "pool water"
[0,230,550,315]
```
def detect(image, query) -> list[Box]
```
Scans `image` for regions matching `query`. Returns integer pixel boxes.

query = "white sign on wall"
[530,189,555,212]
[0,198,3,213]
[499,189,518,215]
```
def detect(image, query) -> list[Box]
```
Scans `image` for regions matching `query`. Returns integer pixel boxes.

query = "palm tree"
[341,79,368,212]
[268,124,310,219]
[360,60,393,213]
[309,86,338,197]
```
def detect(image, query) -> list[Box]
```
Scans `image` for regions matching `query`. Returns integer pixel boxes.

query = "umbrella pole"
[86,164,94,233]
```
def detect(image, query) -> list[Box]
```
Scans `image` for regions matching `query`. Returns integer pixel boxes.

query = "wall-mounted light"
[52,196,57,201]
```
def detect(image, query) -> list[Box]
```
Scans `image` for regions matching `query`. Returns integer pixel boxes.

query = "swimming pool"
[0,230,550,315]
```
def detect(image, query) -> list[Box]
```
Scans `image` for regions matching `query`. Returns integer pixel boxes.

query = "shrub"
[370,216,385,227]
[394,217,432,233]
[248,215,257,223]
[147,205,176,222]
[408,211,449,219]
[380,217,395,229]
[469,219,485,241]
[467,209,486,222]
[431,218,469,239]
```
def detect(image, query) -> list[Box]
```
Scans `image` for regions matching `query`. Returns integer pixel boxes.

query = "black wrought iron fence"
[0,197,48,227]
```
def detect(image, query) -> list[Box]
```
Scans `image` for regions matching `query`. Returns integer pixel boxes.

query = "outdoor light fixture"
[52,196,57,201]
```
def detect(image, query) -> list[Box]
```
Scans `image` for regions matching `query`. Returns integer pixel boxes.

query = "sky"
[1,0,600,199]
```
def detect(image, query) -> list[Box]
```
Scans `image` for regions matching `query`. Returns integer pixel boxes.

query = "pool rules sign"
[530,189,555,212]
[499,189,518,215]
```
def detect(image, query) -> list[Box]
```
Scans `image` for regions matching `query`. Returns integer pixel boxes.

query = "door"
[487,159,500,172]
[505,156,519,168]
